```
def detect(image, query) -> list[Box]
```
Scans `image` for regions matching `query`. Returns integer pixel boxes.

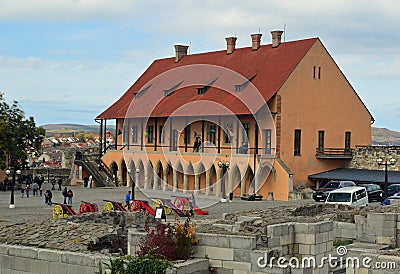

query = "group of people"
[21,175,45,198]
[62,187,74,205]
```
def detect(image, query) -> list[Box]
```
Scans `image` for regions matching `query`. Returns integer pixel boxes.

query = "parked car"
[359,184,383,202]
[312,180,356,202]
[325,186,368,207]
[385,184,400,198]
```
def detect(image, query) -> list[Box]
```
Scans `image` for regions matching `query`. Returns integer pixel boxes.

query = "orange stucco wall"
[278,40,372,187]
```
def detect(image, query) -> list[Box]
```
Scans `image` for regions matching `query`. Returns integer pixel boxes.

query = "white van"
[325,186,368,207]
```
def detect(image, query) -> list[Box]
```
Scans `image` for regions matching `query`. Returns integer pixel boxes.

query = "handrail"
[315,148,353,157]
[75,152,105,187]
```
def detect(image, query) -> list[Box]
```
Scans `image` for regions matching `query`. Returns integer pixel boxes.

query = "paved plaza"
[0,183,316,223]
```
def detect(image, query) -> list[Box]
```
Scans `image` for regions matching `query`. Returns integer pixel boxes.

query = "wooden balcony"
[315,148,353,159]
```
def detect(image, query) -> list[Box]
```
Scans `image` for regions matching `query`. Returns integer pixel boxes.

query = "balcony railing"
[315,148,353,159]
[111,143,275,156]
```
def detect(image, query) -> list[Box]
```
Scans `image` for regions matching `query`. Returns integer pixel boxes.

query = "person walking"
[50,177,56,190]
[125,191,131,209]
[44,189,52,205]
[21,186,25,198]
[25,184,31,198]
[67,189,73,205]
[57,178,62,191]
[32,182,38,197]
[62,187,68,204]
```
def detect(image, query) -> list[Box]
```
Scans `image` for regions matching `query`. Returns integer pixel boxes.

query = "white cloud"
[0,0,136,20]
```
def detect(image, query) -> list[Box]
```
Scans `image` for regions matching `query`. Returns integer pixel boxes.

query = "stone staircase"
[74,151,115,187]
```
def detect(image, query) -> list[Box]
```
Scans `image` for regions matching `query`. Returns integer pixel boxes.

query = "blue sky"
[0,0,399,130]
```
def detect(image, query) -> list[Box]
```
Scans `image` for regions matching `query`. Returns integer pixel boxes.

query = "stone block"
[37,249,62,262]
[376,236,395,245]
[208,259,223,268]
[307,223,320,234]
[197,233,230,248]
[316,233,324,244]
[319,221,333,233]
[8,245,38,259]
[267,224,283,236]
[169,258,209,274]
[61,252,96,267]
[234,249,251,262]
[193,245,206,258]
[0,255,16,271]
[342,229,357,239]
[295,233,316,245]
[268,236,281,248]
[222,260,251,271]
[229,235,256,249]
[298,244,310,255]
[326,241,333,252]
[205,246,234,260]
[0,244,9,255]
[309,244,319,255]
[381,227,396,237]
[318,242,327,254]
[294,223,309,234]
[280,234,293,246]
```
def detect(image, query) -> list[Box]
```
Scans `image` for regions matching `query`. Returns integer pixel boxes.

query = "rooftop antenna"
[258,28,261,34]
[283,23,286,42]
[189,40,191,54]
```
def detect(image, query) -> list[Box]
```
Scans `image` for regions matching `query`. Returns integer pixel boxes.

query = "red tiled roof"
[97,38,318,119]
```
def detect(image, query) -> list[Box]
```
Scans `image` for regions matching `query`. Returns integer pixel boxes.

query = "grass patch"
[333,239,353,247]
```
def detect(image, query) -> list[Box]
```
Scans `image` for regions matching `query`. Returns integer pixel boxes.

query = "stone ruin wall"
[350,145,400,171]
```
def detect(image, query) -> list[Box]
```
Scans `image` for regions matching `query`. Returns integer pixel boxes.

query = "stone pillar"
[144,165,149,189]
[194,174,200,194]
[254,173,260,195]
[215,169,222,197]
[205,170,211,196]
[127,171,132,187]
[240,175,246,196]
[117,169,122,186]
[162,168,168,191]
[228,169,233,195]
[153,170,158,190]
[173,168,178,192]
[183,174,188,193]
[135,170,140,188]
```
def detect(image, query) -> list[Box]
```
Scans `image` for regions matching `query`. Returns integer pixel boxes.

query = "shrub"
[174,218,199,260]
[97,254,172,274]
[136,222,176,260]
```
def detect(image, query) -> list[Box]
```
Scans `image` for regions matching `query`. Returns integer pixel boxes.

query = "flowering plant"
[173,217,199,260]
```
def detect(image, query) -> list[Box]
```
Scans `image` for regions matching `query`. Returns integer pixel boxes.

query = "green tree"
[0,92,45,170]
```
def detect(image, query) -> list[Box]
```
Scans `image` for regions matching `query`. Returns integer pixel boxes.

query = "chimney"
[271,30,284,48]
[174,45,189,62]
[250,33,262,50]
[225,37,237,54]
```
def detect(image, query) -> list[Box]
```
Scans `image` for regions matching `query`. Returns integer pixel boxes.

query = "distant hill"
[42,124,114,137]
[41,124,400,145]
[372,127,400,146]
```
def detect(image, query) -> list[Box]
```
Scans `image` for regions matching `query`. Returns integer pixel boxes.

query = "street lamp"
[377,157,396,199]
[6,168,21,209]
[218,160,230,202]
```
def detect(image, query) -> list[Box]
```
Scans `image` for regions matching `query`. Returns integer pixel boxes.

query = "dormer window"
[197,78,218,95]
[235,74,257,92]
[164,81,183,96]
[135,84,152,98]
[197,86,209,94]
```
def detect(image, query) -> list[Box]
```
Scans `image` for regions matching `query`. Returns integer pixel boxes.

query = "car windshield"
[327,193,351,202]
[322,182,340,188]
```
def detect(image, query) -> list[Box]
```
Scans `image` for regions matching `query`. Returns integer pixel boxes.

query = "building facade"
[96,31,372,200]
